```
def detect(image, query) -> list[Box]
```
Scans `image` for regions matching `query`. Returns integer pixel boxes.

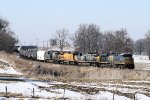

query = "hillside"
[0,51,150,99]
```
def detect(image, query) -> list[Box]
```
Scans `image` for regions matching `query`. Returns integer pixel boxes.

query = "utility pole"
[149,50,150,60]
[46,40,48,49]
[36,38,39,47]
[49,39,51,49]
[42,40,44,49]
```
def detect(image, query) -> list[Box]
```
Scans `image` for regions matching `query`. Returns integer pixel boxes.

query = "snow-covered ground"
[0,59,22,75]
[133,55,150,63]
[0,81,131,100]
[0,57,150,100]
[133,55,150,70]
[0,67,22,75]
[0,80,150,100]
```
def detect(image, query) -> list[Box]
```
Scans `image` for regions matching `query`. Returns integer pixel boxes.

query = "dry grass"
[1,51,150,99]
[0,51,150,82]
[0,92,24,98]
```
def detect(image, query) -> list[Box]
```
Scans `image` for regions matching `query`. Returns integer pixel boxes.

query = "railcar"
[55,51,97,65]
[113,53,134,69]
[19,46,38,59]
[96,53,134,69]
[96,53,110,67]
[18,45,134,69]
[37,50,59,62]
[57,51,75,64]
[74,52,97,65]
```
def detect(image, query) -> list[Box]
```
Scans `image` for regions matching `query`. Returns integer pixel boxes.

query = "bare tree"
[55,29,69,51]
[74,24,87,52]
[103,31,116,53]
[74,24,103,53]
[0,17,18,52]
[113,29,133,53]
[0,17,9,31]
[134,39,144,55]
[144,31,150,58]
[87,24,103,53]
[103,29,133,53]
[50,38,57,46]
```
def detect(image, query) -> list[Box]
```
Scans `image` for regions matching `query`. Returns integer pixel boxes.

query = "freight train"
[18,46,134,69]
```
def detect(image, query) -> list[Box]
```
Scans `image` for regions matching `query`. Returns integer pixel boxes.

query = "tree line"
[51,24,150,55]
[73,24,133,54]
[0,17,18,53]
[134,31,150,55]
[0,17,150,55]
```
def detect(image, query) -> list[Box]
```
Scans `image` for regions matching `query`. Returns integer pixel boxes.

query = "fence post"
[5,86,7,97]
[113,93,115,100]
[63,87,65,99]
[133,93,136,100]
[33,88,34,98]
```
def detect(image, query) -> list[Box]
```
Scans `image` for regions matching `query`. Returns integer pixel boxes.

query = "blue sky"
[0,0,150,46]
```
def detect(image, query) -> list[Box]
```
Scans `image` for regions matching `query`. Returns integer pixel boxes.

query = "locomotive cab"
[114,53,134,69]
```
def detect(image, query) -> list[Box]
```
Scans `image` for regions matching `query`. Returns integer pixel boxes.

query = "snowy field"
[0,79,150,100]
[0,59,22,75]
[0,81,130,100]
[0,66,22,75]
[133,55,150,63]
[0,56,150,99]
[133,55,150,70]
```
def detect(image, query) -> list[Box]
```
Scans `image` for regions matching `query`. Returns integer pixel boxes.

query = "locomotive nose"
[124,58,134,64]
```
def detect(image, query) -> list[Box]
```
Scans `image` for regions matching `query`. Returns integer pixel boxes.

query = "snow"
[0,56,150,99]
[0,81,132,100]
[123,80,150,83]
[0,67,22,75]
[0,59,22,75]
[0,80,149,100]
[133,55,150,63]
[29,81,51,87]
[136,93,150,100]
[93,91,130,100]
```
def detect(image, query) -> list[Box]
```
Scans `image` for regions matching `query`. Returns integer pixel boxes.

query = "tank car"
[19,46,37,59]
[37,50,59,62]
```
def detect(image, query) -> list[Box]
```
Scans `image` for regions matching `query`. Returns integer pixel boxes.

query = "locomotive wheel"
[101,64,105,68]
[69,61,72,65]
[129,64,134,69]
[110,64,113,68]
[98,64,102,68]
[53,60,57,64]
[74,62,78,66]
[116,65,119,68]
[57,61,61,64]
[96,63,99,67]
[106,64,110,68]
[119,65,122,69]
[61,61,64,64]
[69,61,74,65]
[103,64,106,68]
[101,64,103,68]
[93,62,98,67]
[89,63,92,66]
[119,65,125,69]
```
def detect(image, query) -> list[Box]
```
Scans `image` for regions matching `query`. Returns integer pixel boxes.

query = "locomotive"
[96,53,134,69]
[18,46,134,69]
